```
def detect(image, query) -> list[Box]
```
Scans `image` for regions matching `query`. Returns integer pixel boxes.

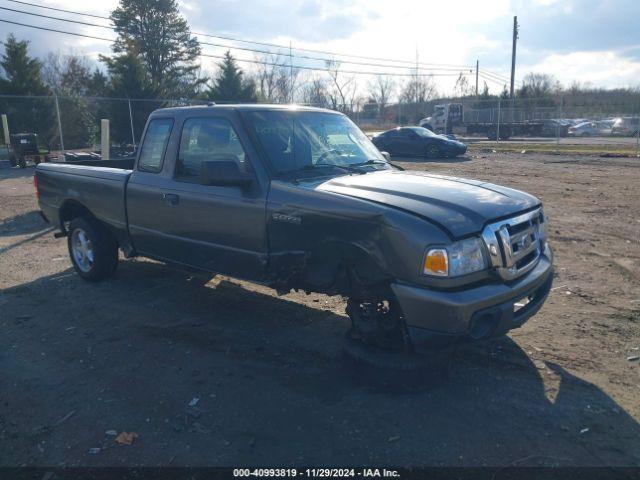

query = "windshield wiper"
[281,163,362,176]
[349,159,388,167]
[347,159,405,171]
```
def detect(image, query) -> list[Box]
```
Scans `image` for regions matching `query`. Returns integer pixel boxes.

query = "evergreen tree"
[208,51,257,103]
[0,34,53,144]
[109,0,205,97]
[103,52,159,144]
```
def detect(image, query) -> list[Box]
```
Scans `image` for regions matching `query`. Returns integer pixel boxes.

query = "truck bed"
[55,157,135,170]
[36,163,132,245]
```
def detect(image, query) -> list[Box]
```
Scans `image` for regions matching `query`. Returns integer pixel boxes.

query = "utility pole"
[289,40,293,104]
[127,98,136,148]
[475,60,479,96]
[54,94,64,154]
[510,15,519,99]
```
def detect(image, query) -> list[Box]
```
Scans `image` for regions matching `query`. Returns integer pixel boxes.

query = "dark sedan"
[372,126,467,159]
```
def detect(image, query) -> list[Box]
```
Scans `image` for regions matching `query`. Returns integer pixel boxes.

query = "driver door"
[395,130,420,155]
[127,114,268,281]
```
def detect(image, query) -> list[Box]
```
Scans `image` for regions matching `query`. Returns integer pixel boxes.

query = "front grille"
[481,208,545,280]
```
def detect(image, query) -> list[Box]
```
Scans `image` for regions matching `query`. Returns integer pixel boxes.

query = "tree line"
[1,0,639,148]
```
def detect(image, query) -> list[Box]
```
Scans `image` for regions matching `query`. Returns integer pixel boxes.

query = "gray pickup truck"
[36,105,553,353]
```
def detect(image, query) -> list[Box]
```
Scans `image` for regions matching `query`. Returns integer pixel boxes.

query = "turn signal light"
[423,248,448,276]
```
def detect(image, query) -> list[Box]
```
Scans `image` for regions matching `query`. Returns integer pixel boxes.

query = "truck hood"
[315,170,540,238]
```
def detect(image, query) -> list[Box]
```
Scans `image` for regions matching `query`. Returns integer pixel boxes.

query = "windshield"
[408,127,439,138]
[243,110,388,175]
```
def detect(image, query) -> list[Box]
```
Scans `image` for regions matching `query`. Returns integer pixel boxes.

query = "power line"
[478,72,511,89]
[0,17,114,42]
[3,0,478,71]
[0,5,112,29]
[0,5,472,73]
[0,18,469,78]
[200,52,467,77]
[479,69,510,82]
[6,0,109,19]
[479,72,508,86]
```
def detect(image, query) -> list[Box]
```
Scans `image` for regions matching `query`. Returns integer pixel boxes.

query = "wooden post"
[1,114,9,145]
[101,119,110,160]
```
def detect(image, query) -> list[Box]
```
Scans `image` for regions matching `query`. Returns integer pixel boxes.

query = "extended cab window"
[138,118,173,172]
[176,117,248,182]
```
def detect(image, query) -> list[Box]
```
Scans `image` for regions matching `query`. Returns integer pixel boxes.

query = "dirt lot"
[1,152,639,468]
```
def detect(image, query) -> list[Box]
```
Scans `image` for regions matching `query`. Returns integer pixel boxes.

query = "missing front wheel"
[345,297,411,352]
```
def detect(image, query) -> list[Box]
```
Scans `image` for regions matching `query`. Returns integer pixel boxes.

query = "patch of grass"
[468,142,640,157]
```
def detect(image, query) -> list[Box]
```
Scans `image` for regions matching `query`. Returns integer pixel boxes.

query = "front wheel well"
[303,242,391,298]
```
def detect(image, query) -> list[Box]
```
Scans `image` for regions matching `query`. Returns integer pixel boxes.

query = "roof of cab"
[150,103,340,117]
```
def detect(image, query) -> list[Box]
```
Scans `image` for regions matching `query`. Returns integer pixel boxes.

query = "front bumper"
[444,143,467,156]
[391,246,553,350]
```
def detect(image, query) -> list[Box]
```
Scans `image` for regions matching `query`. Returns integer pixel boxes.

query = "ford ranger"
[35,105,553,353]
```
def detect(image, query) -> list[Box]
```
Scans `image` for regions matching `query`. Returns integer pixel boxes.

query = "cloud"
[1,0,638,94]
[188,0,369,44]
[489,0,640,60]
[524,49,640,88]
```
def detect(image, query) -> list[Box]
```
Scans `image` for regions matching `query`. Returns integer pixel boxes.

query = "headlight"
[423,237,487,277]
[538,210,548,243]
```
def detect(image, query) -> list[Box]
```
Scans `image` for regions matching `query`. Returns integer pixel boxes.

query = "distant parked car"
[567,121,613,137]
[371,127,467,159]
[541,119,571,137]
[8,133,50,168]
[569,118,589,126]
[611,117,639,136]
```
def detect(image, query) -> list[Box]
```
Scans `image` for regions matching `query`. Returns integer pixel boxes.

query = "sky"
[0,0,639,97]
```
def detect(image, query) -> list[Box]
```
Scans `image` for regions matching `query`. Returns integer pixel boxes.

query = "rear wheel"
[18,156,27,169]
[425,144,441,159]
[67,216,118,281]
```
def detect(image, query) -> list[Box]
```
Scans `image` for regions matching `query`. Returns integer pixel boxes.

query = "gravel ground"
[0,152,639,468]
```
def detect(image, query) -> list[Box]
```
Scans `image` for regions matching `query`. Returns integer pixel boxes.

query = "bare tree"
[454,73,471,98]
[326,60,356,113]
[254,54,281,102]
[41,52,63,91]
[367,74,395,120]
[399,72,438,123]
[300,74,329,108]
[252,54,301,103]
[275,64,301,103]
[517,73,558,98]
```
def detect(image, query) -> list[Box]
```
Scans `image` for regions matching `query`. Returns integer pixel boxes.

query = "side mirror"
[380,151,391,161]
[201,159,254,188]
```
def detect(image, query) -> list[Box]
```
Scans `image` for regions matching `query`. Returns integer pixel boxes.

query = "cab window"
[175,117,248,183]
[138,118,173,172]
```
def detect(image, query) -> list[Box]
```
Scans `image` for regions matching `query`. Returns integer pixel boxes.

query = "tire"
[18,157,27,169]
[9,155,17,167]
[425,144,441,159]
[67,216,118,281]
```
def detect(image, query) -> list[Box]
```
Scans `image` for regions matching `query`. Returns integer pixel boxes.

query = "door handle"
[162,193,179,206]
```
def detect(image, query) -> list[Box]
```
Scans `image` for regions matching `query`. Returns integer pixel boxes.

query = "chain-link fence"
[375,96,640,154]
[1,93,639,160]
